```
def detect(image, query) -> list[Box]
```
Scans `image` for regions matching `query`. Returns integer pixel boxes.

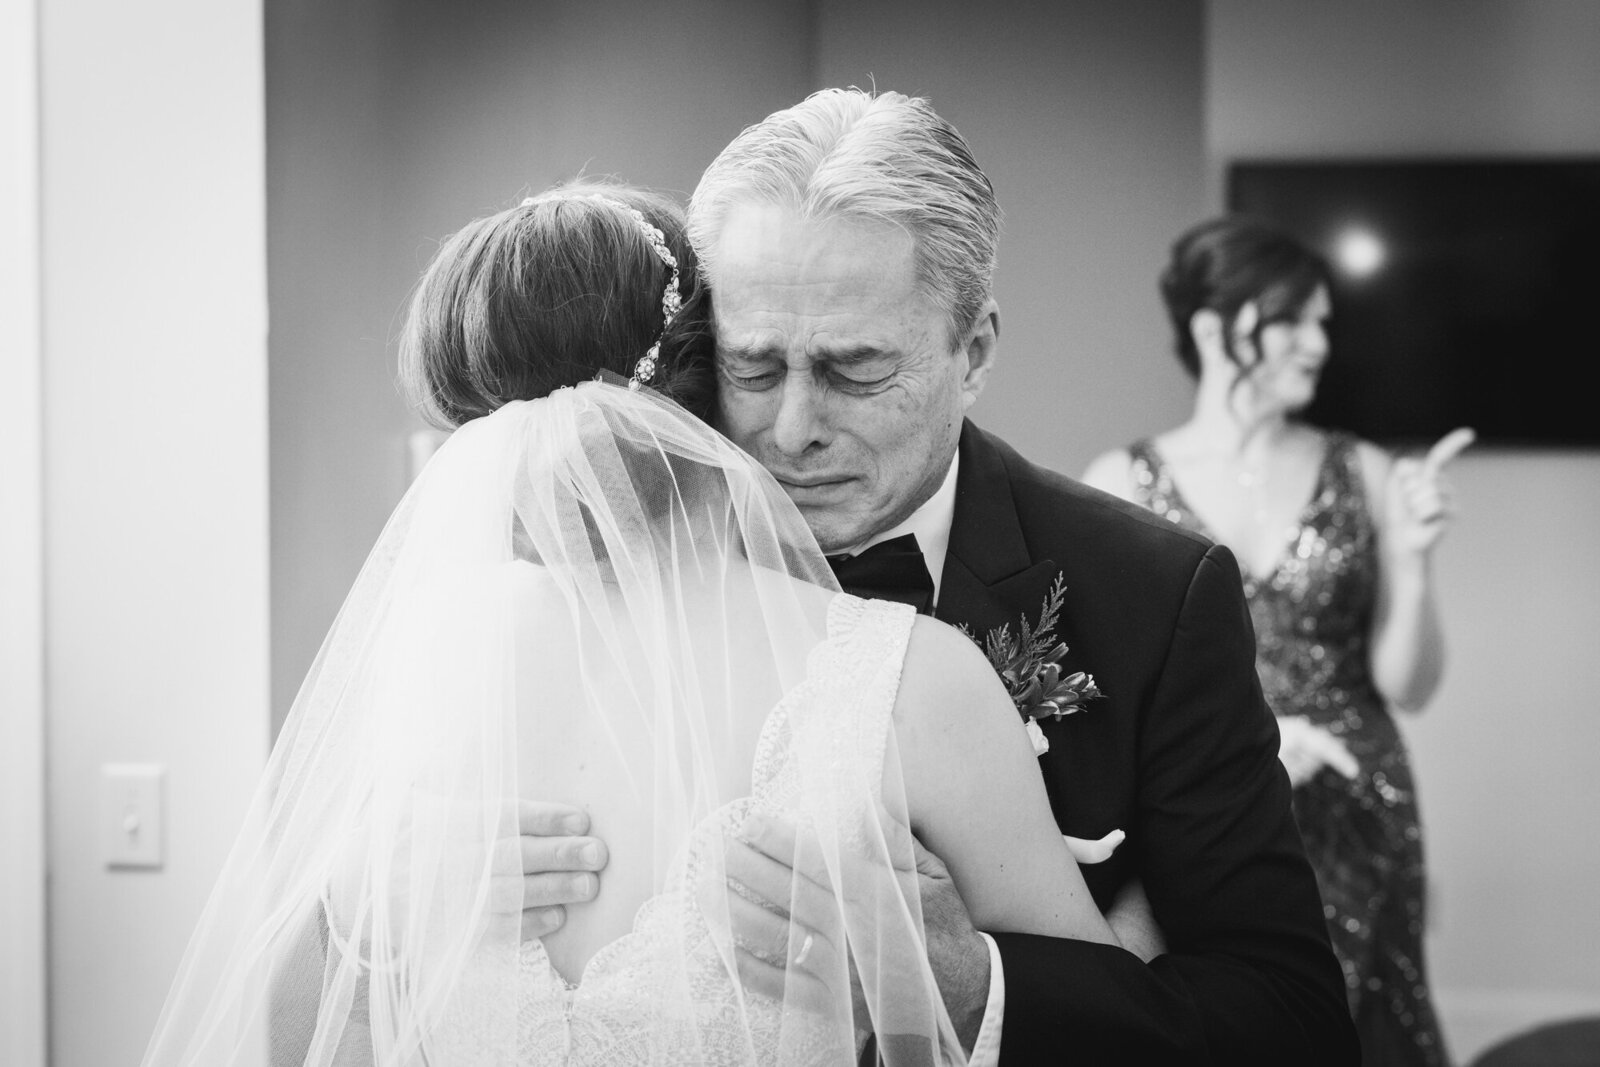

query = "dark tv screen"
[1226,159,1600,449]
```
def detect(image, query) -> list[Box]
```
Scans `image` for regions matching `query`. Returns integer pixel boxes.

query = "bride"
[141,183,1129,1066]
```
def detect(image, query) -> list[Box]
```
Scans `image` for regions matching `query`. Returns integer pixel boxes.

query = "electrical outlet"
[102,763,164,869]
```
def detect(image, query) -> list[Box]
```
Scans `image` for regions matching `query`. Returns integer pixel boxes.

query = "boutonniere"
[962,573,1103,756]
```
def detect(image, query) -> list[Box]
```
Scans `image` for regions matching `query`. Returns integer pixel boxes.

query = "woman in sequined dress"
[1082,216,1473,1067]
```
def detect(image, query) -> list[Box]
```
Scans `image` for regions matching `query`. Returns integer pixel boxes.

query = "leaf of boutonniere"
[960,573,1103,738]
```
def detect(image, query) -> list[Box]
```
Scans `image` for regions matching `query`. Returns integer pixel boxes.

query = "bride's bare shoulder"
[894,616,1014,735]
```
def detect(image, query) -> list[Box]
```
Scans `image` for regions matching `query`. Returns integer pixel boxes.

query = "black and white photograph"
[4,2,1598,1065]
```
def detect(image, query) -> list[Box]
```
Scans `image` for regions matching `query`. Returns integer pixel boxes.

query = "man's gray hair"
[688,88,1001,344]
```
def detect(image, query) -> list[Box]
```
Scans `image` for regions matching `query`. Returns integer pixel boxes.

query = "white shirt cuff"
[967,932,1005,1067]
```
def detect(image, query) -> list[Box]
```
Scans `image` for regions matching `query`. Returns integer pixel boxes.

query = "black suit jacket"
[935,421,1357,1065]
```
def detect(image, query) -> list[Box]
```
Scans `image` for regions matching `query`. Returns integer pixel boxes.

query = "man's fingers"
[725,891,794,963]
[520,833,608,876]
[910,832,952,880]
[739,812,828,886]
[736,814,839,896]
[724,892,839,973]
[519,869,600,909]
[1423,427,1475,475]
[725,834,802,912]
[521,904,566,940]
[733,946,834,1013]
[517,799,590,837]
[724,836,841,938]
[733,945,788,1000]
[491,869,598,914]
[739,812,798,858]
[723,832,852,963]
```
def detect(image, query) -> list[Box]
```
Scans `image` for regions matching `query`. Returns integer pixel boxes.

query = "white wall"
[1208,2,1600,1060]
[39,0,270,1064]
[1,0,47,1061]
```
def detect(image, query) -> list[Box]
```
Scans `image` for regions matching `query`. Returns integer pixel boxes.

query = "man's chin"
[793,507,871,557]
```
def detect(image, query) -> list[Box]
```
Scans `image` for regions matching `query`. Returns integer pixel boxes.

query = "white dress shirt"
[842,451,1008,1064]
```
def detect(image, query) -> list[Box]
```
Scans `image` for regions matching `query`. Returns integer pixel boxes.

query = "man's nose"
[770,374,830,456]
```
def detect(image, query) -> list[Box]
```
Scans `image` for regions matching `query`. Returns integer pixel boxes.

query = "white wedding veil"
[142,381,964,1066]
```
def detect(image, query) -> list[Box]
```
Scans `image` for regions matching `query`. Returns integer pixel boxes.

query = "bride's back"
[508,558,833,983]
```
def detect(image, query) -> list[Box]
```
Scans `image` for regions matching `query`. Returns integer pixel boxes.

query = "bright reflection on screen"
[1334,226,1386,278]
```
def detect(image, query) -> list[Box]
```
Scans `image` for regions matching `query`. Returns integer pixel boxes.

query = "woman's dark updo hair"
[1159,215,1330,380]
[399,180,715,428]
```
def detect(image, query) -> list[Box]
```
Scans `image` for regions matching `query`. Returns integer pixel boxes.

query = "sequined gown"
[1127,432,1448,1067]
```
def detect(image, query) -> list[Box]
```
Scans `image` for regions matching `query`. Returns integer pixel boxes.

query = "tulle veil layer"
[141,381,963,1066]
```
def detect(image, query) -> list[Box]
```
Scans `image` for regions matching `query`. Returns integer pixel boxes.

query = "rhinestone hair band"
[521,193,682,390]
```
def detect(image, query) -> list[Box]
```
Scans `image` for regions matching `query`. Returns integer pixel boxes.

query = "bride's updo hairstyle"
[1159,215,1329,383]
[400,180,712,428]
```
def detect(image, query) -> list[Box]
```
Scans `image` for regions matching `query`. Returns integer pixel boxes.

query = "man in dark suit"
[686,87,1357,1065]
[514,87,1357,1063]
[935,420,1352,1062]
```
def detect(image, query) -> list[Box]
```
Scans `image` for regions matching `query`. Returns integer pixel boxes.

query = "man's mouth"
[776,474,848,488]
[774,475,854,500]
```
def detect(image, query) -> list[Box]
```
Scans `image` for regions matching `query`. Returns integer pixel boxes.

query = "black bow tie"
[827,533,935,615]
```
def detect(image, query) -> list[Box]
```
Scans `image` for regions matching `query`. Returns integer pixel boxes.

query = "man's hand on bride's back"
[502,800,609,940]
[722,812,992,1053]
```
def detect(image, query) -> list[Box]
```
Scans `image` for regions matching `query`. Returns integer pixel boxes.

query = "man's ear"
[959,299,1000,410]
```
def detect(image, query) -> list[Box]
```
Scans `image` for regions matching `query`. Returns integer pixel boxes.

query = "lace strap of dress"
[749,594,916,828]
[819,593,915,785]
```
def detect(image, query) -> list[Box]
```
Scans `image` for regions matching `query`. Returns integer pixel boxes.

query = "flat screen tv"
[1226,158,1600,449]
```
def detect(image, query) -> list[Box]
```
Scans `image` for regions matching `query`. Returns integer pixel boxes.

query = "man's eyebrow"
[813,343,896,365]
[715,339,781,361]
[715,338,897,364]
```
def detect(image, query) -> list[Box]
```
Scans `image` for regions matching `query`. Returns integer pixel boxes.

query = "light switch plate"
[102,763,164,869]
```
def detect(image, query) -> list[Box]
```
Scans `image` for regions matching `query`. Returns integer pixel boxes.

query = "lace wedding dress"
[142,383,960,1067]
[436,592,916,1066]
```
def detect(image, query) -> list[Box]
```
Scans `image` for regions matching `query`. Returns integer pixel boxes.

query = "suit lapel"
[936,421,1061,638]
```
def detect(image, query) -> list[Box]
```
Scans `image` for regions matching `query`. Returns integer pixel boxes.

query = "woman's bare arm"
[894,616,1118,946]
